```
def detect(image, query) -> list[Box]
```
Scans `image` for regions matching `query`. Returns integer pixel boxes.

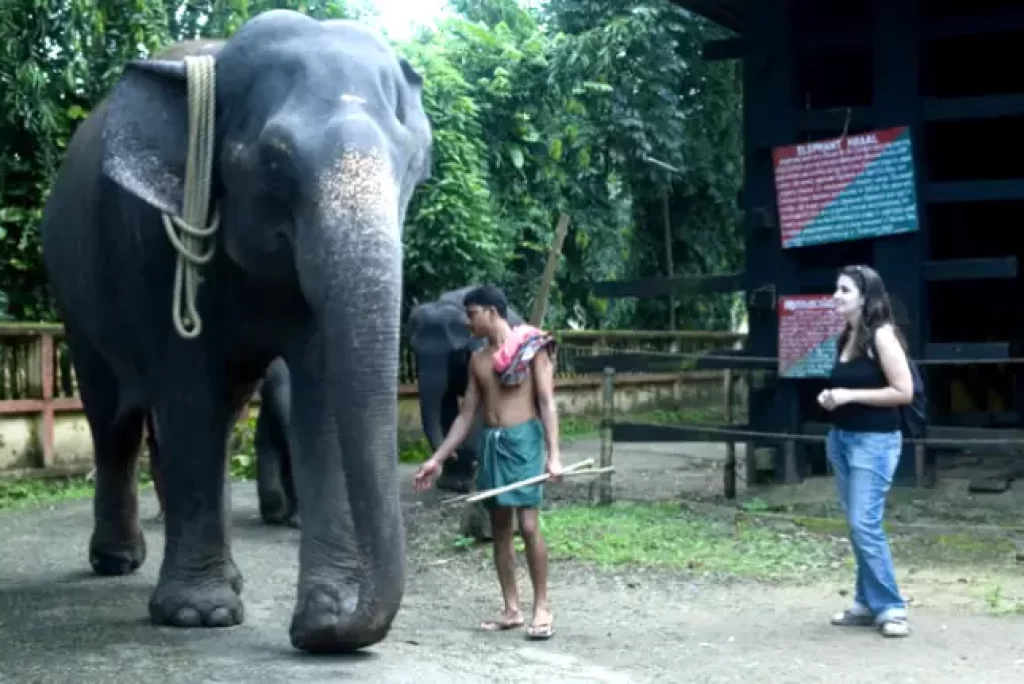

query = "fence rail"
[0,323,745,473]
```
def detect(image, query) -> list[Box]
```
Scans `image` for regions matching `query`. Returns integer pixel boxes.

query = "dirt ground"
[2,438,1024,683]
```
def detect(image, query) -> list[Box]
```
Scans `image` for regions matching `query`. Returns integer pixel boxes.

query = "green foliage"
[0,0,745,333]
[397,39,505,308]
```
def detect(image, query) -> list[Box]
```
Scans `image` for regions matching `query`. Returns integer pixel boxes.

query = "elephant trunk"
[288,140,406,654]
[416,363,449,451]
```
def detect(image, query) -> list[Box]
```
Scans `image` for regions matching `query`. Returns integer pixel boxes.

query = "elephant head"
[405,287,523,453]
[100,12,432,651]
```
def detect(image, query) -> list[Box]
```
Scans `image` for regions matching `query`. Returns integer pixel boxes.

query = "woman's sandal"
[879,617,910,638]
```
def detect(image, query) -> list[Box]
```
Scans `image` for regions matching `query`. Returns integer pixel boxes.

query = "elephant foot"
[286,513,301,529]
[89,529,146,576]
[260,505,298,527]
[148,566,244,628]
[289,584,391,654]
[224,557,244,595]
[258,490,297,527]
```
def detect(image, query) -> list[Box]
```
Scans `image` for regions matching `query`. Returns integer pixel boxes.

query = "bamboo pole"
[529,213,571,327]
[441,458,600,506]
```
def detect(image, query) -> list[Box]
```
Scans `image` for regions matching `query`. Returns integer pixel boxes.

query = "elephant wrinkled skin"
[39,11,432,654]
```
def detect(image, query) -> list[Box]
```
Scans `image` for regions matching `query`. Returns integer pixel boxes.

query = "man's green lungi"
[475,418,546,509]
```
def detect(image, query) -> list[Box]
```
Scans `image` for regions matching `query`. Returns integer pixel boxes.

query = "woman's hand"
[818,388,852,411]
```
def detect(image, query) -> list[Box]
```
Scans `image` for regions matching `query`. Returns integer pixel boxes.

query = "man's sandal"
[480,615,524,631]
[526,620,554,640]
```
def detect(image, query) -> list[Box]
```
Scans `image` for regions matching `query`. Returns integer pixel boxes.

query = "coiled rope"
[161,55,220,339]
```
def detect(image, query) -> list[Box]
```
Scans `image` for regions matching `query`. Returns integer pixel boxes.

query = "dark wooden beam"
[703,37,744,61]
[788,10,1024,48]
[612,423,744,443]
[800,259,1017,289]
[591,272,744,299]
[943,411,1019,427]
[572,349,774,374]
[795,107,873,134]
[924,180,1024,203]
[925,257,1017,281]
[924,9,1024,39]
[800,267,838,290]
[571,354,695,375]
[924,94,1024,121]
[927,425,1024,448]
[693,350,776,371]
[922,342,1012,364]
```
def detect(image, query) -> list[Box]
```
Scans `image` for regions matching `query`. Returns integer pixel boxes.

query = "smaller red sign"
[778,295,846,378]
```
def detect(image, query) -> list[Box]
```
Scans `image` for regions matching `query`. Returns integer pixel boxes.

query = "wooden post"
[723,368,737,499]
[529,213,571,327]
[596,366,615,505]
[661,191,676,333]
[744,369,757,487]
[914,442,927,488]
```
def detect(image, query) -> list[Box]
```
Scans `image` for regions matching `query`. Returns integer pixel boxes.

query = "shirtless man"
[413,285,563,640]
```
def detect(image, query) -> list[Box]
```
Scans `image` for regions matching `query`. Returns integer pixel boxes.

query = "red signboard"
[778,295,846,378]
[772,126,919,249]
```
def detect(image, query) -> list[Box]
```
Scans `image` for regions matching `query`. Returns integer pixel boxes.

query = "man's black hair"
[463,285,508,319]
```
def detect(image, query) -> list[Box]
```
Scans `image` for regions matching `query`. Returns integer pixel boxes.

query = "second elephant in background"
[405,286,525,493]
[252,286,526,524]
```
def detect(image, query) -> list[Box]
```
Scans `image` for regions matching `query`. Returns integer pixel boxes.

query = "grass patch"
[448,501,853,582]
[0,477,96,511]
[445,500,1024,590]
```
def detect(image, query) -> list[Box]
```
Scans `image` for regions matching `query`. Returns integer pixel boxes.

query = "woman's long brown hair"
[835,264,908,360]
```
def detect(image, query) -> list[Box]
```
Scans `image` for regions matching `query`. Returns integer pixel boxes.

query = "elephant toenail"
[175,607,202,627]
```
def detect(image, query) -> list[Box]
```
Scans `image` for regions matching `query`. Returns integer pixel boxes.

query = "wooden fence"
[0,323,745,476]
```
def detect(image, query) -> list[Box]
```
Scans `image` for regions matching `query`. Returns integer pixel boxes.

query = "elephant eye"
[258,141,300,198]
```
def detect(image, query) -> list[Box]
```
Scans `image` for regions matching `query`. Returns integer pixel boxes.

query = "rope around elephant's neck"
[161,55,220,339]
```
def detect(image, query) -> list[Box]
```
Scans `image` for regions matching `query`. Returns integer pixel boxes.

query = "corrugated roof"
[668,0,743,32]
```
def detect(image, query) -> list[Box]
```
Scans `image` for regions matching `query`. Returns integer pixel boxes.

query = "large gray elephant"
[405,286,524,493]
[39,12,432,654]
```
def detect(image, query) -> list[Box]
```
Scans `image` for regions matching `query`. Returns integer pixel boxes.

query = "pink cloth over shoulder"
[492,324,558,387]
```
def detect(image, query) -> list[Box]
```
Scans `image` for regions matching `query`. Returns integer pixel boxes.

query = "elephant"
[405,286,524,493]
[253,357,299,527]
[38,10,433,655]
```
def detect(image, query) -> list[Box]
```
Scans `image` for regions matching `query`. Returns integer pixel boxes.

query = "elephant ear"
[397,57,432,182]
[101,59,190,218]
[507,306,525,327]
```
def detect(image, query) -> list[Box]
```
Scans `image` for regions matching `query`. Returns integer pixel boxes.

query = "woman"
[817,264,913,638]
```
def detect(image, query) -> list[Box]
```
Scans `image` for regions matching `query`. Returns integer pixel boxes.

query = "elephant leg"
[255,403,298,527]
[148,384,244,628]
[145,412,165,521]
[436,394,476,493]
[68,336,147,577]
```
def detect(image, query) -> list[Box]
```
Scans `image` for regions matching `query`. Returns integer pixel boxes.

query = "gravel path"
[0,441,1022,683]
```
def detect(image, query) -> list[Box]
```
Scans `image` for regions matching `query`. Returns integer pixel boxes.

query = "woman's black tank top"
[828,347,900,433]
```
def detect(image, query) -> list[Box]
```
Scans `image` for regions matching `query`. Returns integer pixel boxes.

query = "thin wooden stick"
[454,467,615,506]
[441,457,597,506]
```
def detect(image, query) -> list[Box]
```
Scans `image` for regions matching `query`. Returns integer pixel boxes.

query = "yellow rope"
[162,55,219,339]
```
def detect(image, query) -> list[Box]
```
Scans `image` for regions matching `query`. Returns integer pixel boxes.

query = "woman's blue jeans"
[826,428,908,623]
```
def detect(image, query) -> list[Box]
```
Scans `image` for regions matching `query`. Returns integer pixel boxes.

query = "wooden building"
[586,0,1024,487]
